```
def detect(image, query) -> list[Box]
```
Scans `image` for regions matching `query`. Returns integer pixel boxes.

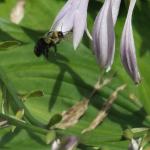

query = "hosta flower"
[51,136,78,150]
[121,0,141,84]
[92,0,121,71]
[10,0,26,24]
[51,0,89,49]
[51,139,61,150]
[128,138,143,150]
[111,0,121,24]
[64,136,78,150]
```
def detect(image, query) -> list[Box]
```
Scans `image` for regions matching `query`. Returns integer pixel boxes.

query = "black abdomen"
[34,38,48,57]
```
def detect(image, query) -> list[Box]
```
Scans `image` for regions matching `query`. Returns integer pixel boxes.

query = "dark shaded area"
[0,0,5,3]
[48,69,65,110]
[0,30,15,41]
[90,93,147,130]
[134,0,150,56]
[0,24,45,43]
[88,0,102,19]
[21,27,46,42]
[0,128,21,147]
[110,108,146,130]
[78,144,100,150]
[46,51,94,111]
[0,128,47,147]
[27,131,46,146]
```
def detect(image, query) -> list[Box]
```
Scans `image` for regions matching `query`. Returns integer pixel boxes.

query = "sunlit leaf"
[0,0,149,149]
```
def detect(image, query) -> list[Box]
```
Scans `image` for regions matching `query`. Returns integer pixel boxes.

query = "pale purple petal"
[111,0,121,25]
[51,0,75,31]
[51,0,77,32]
[73,11,87,49]
[52,11,75,32]
[92,2,107,59]
[65,136,78,149]
[50,0,89,48]
[73,0,89,49]
[121,0,141,84]
[92,8,102,57]
[92,0,115,71]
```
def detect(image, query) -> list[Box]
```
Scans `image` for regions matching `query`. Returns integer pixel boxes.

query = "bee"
[34,31,65,58]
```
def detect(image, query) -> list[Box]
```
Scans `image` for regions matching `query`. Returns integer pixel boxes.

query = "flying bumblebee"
[34,31,65,58]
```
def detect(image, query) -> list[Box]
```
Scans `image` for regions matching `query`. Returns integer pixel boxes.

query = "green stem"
[0,67,45,127]
[88,70,106,99]
[0,113,48,135]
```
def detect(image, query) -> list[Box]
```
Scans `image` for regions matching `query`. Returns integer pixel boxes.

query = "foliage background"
[0,0,150,149]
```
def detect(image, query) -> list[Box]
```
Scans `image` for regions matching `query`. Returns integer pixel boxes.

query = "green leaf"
[45,131,56,144]
[0,41,21,49]
[0,0,150,149]
[47,114,62,128]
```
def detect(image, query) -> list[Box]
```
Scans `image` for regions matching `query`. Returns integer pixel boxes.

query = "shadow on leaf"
[46,51,93,111]
[134,0,150,56]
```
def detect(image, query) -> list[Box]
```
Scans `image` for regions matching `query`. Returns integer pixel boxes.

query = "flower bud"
[121,0,141,84]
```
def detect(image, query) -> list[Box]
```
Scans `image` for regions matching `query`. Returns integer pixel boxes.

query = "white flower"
[51,136,78,150]
[10,0,25,24]
[128,138,143,150]
[92,0,121,71]
[51,139,61,150]
[121,0,141,84]
[51,0,89,49]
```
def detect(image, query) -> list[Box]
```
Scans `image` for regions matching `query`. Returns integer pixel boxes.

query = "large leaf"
[0,0,150,149]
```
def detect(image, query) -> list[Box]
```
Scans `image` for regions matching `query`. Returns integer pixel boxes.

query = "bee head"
[34,38,47,57]
[58,31,64,38]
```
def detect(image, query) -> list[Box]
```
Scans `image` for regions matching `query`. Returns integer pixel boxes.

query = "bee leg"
[53,45,57,53]
[43,47,49,58]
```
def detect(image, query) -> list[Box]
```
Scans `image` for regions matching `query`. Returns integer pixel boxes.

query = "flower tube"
[121,0,141,84]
